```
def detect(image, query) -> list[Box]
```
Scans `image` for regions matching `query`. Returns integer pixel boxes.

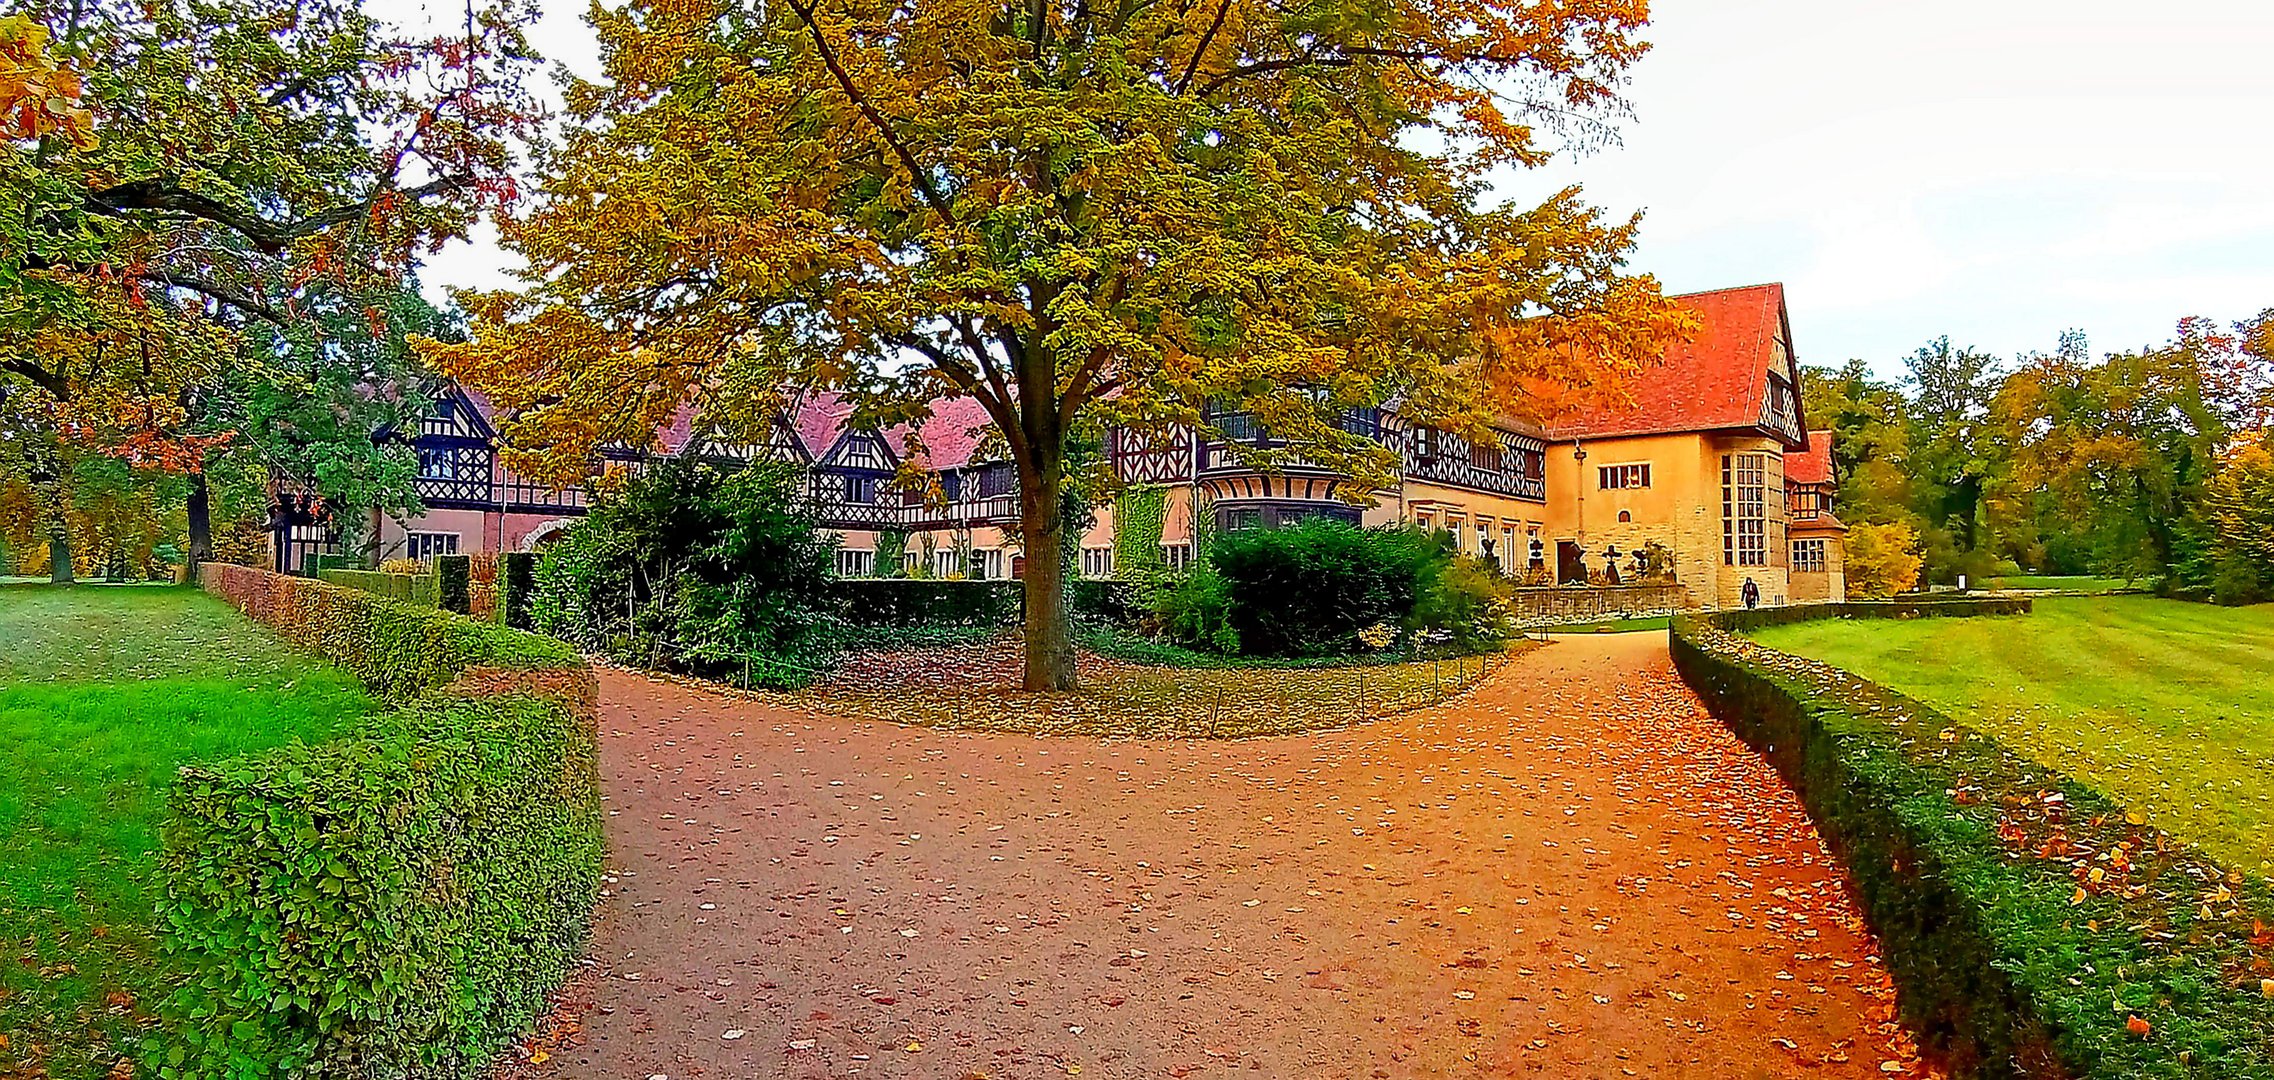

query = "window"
[835,548,876,577]
[1617,509,1632,523]
[1081,547,1115,578]
[1224,507,1264,531]
[406,532,459,561]
[932,549,961,577]
[939,470,962,502]
[1792,538,1827,573]
[969,549,1004,580]
[1469,437,1503,473]
[1722,453,1767,566]
[976,463,1016,499]
[1527,533,1546,571]
[1501,525,1517,572]
[843,474,878,504]
[1162,543,1194,571]
[1598,463,1651,490]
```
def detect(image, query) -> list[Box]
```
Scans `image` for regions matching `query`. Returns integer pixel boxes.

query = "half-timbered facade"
[357,281,1839,605]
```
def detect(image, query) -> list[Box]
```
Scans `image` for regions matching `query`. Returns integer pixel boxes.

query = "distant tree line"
[1803,311,2274,603]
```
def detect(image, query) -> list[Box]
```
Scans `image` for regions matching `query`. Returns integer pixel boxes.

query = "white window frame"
[1598,462,1652,490]
[1723,454,1768,567]
[405,532,460,561]
[1081,546,1115,578]
[835,548,876,577]
[1792,538,1827,573]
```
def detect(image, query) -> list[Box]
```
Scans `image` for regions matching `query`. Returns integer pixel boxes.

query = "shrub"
[179,563,600,1080]
[161,692,601,1080]
[1676,601,2274,1079]
[1153,564,1241,654]
[437,553,472,613]
[1408,554,1514,651]
[531,457,838,688]
[378,557,425,575]
[203,562,576,697]
[828,579,1021,626]
[499,551,536,629]
[317,567,441,608]
[1194,521,1444,657]
[1845,520,1923,597]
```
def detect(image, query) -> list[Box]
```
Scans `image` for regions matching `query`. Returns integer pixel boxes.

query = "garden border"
[1671,598,2274,1079]
[170,563,603,1079]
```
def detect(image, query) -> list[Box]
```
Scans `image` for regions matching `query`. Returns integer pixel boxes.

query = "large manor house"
[328,283,1845,608]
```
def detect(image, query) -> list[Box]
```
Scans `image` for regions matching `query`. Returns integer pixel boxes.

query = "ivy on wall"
[873,529,909,578]
[1114,485,1169,577]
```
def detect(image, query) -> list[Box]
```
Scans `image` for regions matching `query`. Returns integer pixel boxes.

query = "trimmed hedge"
[1673,598,2274,1079]
[438,553,472,614]
[178,563,601,1079]
[500,551,536,630]
[317,567,441,609]
[828,578,1142,628]
[204,562,577,698]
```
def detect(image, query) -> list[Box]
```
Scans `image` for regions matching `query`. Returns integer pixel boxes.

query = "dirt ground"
[513,633,1931,1080]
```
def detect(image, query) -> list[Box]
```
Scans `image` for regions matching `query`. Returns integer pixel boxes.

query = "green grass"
[0,584,374,1078]
[1751,595,2274,874]
[1984,573,2140,592]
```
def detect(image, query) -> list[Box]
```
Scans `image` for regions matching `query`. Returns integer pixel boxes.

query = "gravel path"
[517,634,1931,1080]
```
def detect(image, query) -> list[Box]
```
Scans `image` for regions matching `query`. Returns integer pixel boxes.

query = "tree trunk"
[43,483,74,585]
[1018,444,1078,691]
[187,471,212,576]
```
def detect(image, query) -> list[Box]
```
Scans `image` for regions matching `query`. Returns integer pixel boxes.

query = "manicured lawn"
[1751,595,2274,874]
[1984,573,2140,592]
[0,584,373,1079]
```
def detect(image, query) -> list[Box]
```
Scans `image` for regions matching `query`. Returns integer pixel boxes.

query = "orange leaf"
[2126,1015,2151,1037]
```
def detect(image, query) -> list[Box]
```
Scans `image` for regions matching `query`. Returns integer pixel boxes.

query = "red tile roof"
[788,392,996,470]
[1786,429,1835,485]
[1542,283,1798,443]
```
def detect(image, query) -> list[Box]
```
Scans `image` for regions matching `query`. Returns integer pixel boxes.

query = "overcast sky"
[410,0,2274,378]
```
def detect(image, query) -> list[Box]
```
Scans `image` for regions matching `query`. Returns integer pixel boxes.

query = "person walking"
[1741,577,1761,609]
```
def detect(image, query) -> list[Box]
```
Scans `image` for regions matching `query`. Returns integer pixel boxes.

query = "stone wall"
[1507,584,1692,626]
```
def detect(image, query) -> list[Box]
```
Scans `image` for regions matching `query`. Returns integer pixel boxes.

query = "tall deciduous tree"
[0,0,537,579]
[423,0,1693,689]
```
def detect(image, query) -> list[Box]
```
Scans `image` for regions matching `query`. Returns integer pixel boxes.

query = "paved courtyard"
[517,634,1930,1080]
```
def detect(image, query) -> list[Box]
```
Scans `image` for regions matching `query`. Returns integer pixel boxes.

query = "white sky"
[407,0,2274,377]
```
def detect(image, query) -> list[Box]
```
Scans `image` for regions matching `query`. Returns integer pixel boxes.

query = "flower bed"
[177,563,602,1078]
[1673,598,2274,1079]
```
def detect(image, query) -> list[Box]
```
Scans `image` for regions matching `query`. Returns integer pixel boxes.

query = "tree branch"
[82,176,468,255]
[783,0,958,224]
[1172,0,1238,94]
[1,357,73,401]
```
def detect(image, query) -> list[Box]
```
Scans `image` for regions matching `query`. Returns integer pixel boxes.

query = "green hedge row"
[179,563,601,1078]
[316,567,441,609]
[438,553,473,614]
[205,562,577,698]
[1672,599,2274,1079]
[828,578,1142,628]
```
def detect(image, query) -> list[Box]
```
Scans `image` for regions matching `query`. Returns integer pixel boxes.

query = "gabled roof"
[790,392,996,472]
[1786,429,1836,485]
[1543,283,1806,446]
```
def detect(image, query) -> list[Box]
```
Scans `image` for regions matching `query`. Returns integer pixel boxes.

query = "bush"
[161,693,601,1079]
[437,553,472,614]
[831,579,1021,626]
[1408,554,1514,651]
[317,567,440,608]
[499,551,536,629]
[203,562,577,697]
[1675,601,2274,1079]
[1153,564,1242,654]
[1180,521,1445,657]
[532,457,839,688]
[181,563,600,1079]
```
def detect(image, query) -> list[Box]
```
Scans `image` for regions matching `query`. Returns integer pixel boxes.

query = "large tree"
[1987,318,2269,579]
[0,0,536,579]
[423,0,1692,689]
